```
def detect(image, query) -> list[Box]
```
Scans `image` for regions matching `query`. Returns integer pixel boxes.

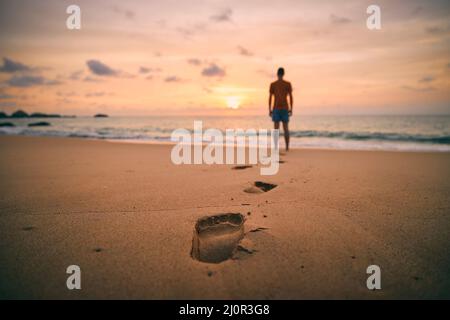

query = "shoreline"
[105,137,450,153]
[1,133,449,153]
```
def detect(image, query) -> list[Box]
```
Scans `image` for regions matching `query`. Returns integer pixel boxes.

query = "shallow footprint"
[244,181,277,193]
[192,213,245,263]
[232,165,253,170]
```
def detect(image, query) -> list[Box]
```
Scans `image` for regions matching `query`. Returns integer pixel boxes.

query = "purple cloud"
[139,67,151,74]
[237,46,253,57]
[164,76,181,82]
[187,58,202,66]
[86,60,117,76]
[0,57,31,73]
[7,75,61,87]
[201,63,226,77]
[210,8,232,22]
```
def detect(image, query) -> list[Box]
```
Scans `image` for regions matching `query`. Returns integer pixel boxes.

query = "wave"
[1,126,449,151]
[289,130,450,144]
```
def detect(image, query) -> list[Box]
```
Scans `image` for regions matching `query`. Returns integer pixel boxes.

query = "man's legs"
[273,121,280,150]
[274,121,280,130]
[282,121,289,151]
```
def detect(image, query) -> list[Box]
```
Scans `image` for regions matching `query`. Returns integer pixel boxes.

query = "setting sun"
[226,96,241,109]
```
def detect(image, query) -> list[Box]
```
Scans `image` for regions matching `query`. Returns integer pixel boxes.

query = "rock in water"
[94,114,108,118]
[0,122,15,127]
[28,121,50,127]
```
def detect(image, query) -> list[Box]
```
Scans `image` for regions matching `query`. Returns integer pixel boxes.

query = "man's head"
[277,67,285,79]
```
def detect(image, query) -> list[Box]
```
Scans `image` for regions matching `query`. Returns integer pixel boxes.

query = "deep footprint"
[244,181,277,193]
[191,213,245,263]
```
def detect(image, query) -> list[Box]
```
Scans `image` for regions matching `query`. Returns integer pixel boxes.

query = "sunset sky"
[0,0,449,116]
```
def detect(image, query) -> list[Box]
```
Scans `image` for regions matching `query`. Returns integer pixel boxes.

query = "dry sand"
[0,135,449,299]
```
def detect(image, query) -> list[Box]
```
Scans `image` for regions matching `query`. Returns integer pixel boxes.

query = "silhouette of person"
[269,67,293,151]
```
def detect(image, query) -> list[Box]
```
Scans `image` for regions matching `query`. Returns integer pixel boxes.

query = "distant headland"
[0,110,110,118]
[0,110,76,119]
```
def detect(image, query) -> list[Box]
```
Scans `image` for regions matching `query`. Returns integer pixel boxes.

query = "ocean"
[1,115,449,152]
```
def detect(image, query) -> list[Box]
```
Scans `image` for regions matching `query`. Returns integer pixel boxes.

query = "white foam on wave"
[1,115,449,152]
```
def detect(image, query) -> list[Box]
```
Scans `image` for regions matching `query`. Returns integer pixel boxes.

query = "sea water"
[1,115,449,152]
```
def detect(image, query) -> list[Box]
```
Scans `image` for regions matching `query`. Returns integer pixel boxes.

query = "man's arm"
[268,93,273,116]
[288,92,293,115]
[288,83,293,115]
[268,83,273,116]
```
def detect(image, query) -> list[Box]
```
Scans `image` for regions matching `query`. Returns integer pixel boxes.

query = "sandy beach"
[0,135,449,299]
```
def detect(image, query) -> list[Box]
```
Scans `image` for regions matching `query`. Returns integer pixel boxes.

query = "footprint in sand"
[249,227,269,233]
[232,165,253,170]
[191,213,245,263]
[244,181,277,194]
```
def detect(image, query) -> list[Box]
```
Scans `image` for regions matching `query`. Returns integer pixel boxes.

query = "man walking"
[269,67,293,151]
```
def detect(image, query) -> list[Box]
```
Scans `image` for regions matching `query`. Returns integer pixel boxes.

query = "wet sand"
[0,135,449,299]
